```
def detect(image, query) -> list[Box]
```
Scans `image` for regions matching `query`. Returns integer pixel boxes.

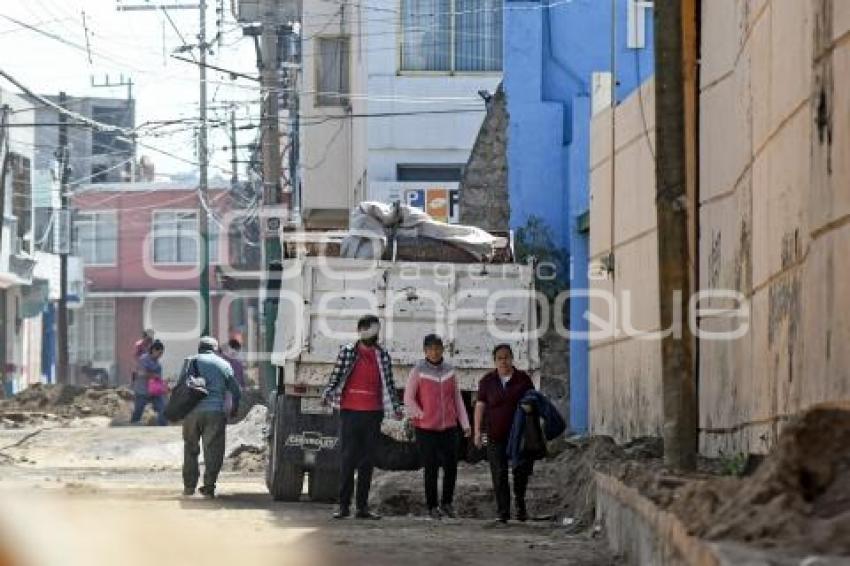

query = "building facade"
[1,88,84,394]
[71,182,255,384]
[297,0,502,228]
[503,0,654,432]
[29,94,136,187]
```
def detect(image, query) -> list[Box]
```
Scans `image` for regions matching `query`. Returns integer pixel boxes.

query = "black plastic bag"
[163,358,208,422]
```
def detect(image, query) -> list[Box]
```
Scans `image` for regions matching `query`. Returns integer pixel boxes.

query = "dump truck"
[265,236,540,501]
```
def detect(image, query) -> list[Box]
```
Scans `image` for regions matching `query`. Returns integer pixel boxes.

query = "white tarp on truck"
[271,257,540,392]
[340,201,507,261]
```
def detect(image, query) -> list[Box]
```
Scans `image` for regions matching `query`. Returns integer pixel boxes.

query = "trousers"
[182,410,227,490]
[487,441,532,520]
[415,427,459,509]
[338,410,383,510]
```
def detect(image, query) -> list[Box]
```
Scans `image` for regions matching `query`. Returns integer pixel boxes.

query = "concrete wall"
[588,79,663,442]
[504,0,654,433]
[698,0,850,456]
[587,1,850,455]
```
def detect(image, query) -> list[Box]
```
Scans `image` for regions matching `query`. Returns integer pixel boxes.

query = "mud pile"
[1,384,268,429]
[668,405,850,555]
[226,445,266,473]
[0,384,136,427]
[370,435,661,524]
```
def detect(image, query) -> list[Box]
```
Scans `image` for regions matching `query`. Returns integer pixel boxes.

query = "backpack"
[163,358,208,422]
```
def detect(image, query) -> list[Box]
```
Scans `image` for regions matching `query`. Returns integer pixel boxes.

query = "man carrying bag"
[172,337,241,499]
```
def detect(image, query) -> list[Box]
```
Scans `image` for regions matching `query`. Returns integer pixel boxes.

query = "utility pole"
[198,0,212,337]
[284,26,299,213]
[230,108,238,189]
[260,0,282,394]
[115,1,208,334]
[654,0,699,471]
[57,92,70,385]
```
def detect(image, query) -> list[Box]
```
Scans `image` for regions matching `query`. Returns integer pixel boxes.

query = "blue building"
[504,0,654,432]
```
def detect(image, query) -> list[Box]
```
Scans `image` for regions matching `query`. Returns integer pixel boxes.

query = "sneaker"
[198,486,215,499]
[427,507,442,520]
[439,504,456,519]
[182,487,195,497]
[355,509,382,520]
[333,506,351,519]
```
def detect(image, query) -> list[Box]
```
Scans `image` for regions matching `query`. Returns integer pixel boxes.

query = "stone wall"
[458,85,509,232]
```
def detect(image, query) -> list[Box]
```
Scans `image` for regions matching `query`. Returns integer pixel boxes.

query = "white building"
[298,0,503,228]
[1,88,85,393]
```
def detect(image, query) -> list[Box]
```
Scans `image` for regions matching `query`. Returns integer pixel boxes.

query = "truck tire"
[308,468,338,503]
[267,394,303,501]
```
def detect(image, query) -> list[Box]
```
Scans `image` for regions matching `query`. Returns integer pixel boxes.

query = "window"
[152,210,220,265]
[316,37,350,106]
[70,299,115,366]
[397,163,465,182]
[73,211,117,266]
[401,0,503,72]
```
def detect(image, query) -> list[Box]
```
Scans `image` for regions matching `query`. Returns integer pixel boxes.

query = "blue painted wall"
[505,0,654,432]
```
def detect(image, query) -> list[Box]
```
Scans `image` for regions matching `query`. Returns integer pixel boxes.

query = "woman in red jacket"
[404,334,471,520]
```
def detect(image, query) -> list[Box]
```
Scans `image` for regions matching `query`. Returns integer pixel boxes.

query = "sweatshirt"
[404,358,470,432]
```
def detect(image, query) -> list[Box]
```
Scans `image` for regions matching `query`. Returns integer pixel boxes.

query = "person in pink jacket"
[404,334,471,520]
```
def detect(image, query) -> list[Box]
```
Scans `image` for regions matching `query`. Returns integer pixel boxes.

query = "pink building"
[71,182,258,384]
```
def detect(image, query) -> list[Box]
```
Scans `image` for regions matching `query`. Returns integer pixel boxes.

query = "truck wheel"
[269,460,303,501]
[308,468,338,503]
[267,394,303,501]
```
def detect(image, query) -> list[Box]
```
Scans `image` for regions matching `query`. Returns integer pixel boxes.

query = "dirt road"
[0,425,618,566]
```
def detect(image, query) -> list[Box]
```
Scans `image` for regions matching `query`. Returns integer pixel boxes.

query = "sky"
[0,0,261,177]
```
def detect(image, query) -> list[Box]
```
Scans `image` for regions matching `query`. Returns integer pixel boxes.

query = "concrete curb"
[595,471,721,565]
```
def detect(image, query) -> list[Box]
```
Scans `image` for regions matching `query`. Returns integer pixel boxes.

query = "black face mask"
[360,336,378,346]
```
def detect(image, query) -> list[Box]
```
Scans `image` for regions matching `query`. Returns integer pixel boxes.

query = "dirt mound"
[369,435,659,525]
[1,384,268,429]
[226,445,266,473]
[0,384,135,425]
[533,436,658,529]
[233,388,266,422]
[370,465,498,518]
[669,405,850,555]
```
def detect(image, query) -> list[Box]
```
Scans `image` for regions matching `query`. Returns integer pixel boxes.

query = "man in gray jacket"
[182,336,242,498]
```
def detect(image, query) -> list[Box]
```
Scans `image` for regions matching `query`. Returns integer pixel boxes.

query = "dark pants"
[416,427,459,509]
[182,410,227,491]
[131,394,167,425]
[338,410,383,511]
[487,441,533,520]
